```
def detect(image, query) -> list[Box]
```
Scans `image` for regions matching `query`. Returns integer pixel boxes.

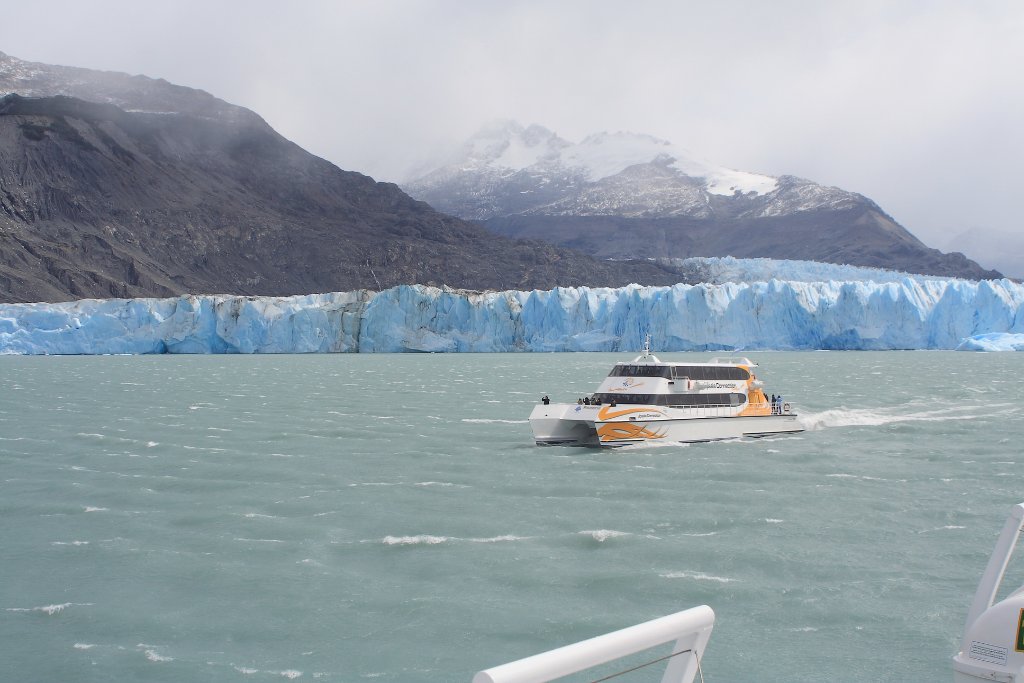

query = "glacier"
[1,273,1022,355]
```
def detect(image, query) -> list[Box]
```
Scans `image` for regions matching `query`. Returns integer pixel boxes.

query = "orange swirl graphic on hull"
[597,423,668,442]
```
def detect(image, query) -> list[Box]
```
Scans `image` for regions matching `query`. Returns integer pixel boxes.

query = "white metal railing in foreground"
[473,605,715,683]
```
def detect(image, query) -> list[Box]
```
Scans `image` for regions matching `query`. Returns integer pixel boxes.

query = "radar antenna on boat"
[633,334,661,364]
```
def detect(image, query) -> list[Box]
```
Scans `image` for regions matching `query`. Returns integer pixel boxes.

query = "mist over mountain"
[943,229,1023,280]
[0,52,688,303]
[404,121,1000,280]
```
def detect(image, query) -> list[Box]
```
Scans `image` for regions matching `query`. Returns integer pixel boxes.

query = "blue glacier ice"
[955,333,1024,352]
[1,268,1022,354]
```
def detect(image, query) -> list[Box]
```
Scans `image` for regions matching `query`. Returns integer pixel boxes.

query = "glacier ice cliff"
[955,333,1024,352]
[1,275,1022,354]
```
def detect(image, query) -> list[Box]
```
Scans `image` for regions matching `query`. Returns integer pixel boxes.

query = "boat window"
[607,365,749,380]
[670,366,750,381]
[665,393,746,407]
[594,393,747,407]
[607,365,673,379]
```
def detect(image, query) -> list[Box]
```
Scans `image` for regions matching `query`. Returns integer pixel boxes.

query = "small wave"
[234,666,260,674]
[146,441,159,447]
[414,481,468,488]
[84,506,108,512]
[825,473,905,484]
[468,535,529,543]
[787,627,819,632]
[233,538,285,543]
[74,643,96,650]
[7,602,93,615]
[383,535,448,545]
[461,418,528,424]
[918,525,967,534]
[243,513,278,519]
[279,670,303,679]
[765,518,784,524]
[144,649,173,662]
[580,529,630,542]
[680,532,718,537]
[52,540,90,546]
[660,571,738,583]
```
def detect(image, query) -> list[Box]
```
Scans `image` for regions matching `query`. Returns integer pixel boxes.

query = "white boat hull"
[530,403,803,447]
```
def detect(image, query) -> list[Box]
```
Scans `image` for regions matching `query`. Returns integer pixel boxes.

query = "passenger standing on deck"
[542,395,550,405]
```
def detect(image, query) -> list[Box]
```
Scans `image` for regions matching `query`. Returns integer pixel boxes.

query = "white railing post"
[473,605,715,683]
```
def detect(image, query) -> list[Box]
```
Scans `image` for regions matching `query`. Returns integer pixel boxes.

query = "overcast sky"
[2,1,1021,272]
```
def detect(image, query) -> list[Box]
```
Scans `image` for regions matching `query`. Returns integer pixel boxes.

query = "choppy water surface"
[2,351,1023,682]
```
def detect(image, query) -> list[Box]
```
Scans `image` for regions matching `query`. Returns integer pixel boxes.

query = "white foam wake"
[660,571,738,583]
[382,535,448,545]
[580,529,630,542]
[381,534,527,546]
[7,602,94,615]
[144,649,173,662]
[799,404,991,431]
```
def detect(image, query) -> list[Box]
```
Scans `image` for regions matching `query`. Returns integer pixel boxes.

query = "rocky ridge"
[0,54,689,302]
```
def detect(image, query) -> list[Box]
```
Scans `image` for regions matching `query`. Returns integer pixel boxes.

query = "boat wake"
[798,403,1003,431]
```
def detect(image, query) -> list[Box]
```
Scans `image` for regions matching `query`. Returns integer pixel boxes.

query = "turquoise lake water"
[2,351,1023,682]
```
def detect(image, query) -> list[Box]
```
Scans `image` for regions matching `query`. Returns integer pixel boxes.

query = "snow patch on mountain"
[404,121,875,221]
[426,121,777,191]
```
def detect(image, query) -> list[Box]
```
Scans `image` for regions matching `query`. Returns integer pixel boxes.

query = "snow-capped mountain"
[404,121,999,280]
[407,120,861,220]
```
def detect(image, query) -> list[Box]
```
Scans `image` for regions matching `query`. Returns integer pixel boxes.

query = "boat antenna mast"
[633,334,660,363]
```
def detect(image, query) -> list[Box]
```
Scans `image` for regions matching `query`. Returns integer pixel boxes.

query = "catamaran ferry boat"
[530,343,802,447]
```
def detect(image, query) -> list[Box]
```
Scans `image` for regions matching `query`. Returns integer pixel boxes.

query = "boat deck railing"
[473,605,714,683]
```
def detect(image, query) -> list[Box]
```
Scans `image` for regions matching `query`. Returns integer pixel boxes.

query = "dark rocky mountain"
[404,122,1001,280]
[0,53,690,303]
